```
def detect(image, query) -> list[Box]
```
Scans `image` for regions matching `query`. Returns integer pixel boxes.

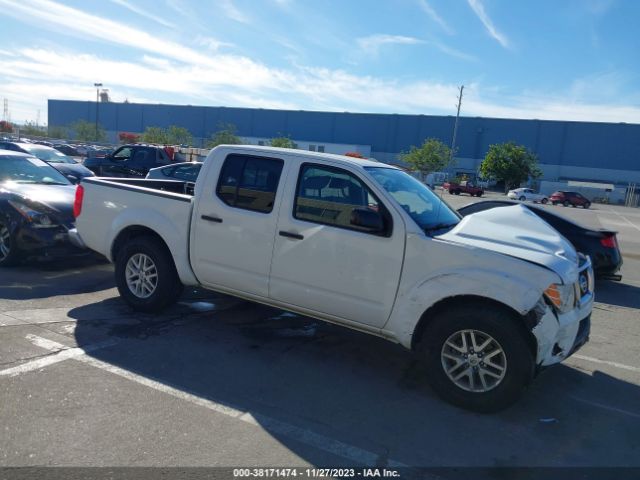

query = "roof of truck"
[216,144,399,170]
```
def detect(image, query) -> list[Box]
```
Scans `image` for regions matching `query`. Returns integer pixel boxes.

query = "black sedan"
[0,142,94,184]
[458,200,623,279]
[0,150,84,266]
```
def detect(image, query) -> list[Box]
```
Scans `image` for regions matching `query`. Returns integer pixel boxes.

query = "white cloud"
[417,0,454,34]
[195,35,234,52]
[1,1,638,125]
[467,0,510,49]
[109,0,175,28]
[219,0,251,24]
[357,34,424,56]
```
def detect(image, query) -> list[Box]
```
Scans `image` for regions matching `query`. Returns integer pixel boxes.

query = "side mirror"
[350,207,384,232]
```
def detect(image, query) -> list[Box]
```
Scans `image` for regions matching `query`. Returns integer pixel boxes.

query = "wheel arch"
[410,295,538,359]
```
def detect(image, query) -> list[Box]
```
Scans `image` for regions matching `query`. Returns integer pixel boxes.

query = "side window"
[113,147,132,161]
[216,154,283,214]
[294,164,384,233]
[173,164,200,182]
[130,148,156,168]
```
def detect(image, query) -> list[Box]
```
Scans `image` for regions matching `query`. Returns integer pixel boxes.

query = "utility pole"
[94,82,103,141]
[450,85,464,163]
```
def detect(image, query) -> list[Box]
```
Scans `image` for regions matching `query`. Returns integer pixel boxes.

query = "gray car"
[145,162,202,182]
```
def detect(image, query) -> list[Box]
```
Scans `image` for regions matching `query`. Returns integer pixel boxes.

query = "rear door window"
[216,154,283,213]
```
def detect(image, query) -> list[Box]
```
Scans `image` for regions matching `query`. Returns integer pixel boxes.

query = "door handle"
[279,231,304,240]
[201,215,223,223]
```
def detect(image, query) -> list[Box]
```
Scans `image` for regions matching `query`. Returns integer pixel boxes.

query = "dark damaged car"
[0,150,85,266]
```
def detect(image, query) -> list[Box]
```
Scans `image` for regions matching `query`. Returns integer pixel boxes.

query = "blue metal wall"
[48,100,640,171]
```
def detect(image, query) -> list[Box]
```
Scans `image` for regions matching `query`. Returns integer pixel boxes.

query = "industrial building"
[48,99,640,189]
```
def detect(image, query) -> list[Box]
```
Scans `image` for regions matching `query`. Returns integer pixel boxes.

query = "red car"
[443,181,484,197]
[550,191,591,209]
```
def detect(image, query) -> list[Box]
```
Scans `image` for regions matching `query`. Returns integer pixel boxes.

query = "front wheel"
[418,305,534,413]
[541,198,548,204]
[583,202,591,209]
[0,221,22,267]
[115,236,184,312]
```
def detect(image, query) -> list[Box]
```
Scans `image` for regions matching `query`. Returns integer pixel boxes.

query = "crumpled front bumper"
[531,259,594,367]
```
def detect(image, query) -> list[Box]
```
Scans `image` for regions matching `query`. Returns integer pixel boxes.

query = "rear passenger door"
[269,162,405,328]
[191,153,286,298]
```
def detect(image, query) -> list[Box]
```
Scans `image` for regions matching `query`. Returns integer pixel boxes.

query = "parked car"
[458,200,622,279]
[443,180,484,196]
[146,162,202,182]
[0,150,85,266]
[84,144,174,178]
[73,145,593,412]
[0,142,95,184]
[53,143,81,157]
[550,191,591,208]
[507,187,549,204]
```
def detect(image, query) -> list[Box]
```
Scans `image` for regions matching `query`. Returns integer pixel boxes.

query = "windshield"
[0,155,71,185]
[21,145,77,164]
[365,167,460,232]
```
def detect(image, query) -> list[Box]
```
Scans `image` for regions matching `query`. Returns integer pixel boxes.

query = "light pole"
[94,82,102,141]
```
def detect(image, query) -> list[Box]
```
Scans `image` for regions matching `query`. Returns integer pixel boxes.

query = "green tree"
[400,138,452,176]
[205,123,242,148]
[270,136,296,149]
[479,142,542,193]
[70,120,106,142]
[141,126,169,144]
[47,125,68,139]
[166,125,193,146]
[21,121,46,137]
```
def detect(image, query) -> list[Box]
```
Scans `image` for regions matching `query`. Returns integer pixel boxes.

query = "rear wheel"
[563,200,570,207]
[454,190,460,195]
[0,222,22,267]
[476,192,483,197]
[584,202,591,209]
[519,196,526,201]
[115,236,184,312]
[418,305,534,413]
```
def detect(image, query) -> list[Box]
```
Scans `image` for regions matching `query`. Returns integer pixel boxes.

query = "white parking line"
[607,209,640,232]
[570,396,640,420]
[572,354,640,374]
[0,335,117,377]
[17,334,407,468]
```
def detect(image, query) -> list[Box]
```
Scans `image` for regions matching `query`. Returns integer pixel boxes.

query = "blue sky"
[1,0,639,125]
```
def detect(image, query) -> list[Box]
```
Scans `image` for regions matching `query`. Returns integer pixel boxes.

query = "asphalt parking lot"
[1,193,640,468]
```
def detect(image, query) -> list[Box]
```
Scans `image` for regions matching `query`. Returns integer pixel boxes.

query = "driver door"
[269,162,405,328]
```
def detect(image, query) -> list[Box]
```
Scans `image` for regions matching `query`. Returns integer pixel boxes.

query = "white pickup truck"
[72,145,593,412]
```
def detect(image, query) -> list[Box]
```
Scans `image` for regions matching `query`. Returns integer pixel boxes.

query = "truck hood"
[438,205,578,284]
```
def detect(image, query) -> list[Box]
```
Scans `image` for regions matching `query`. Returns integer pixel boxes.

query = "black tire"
[552,201,558,206]
[519,196,526,201]
[115,235,184,312]
[0,221,22,267]
[563,200,570,207]
[583,202,591,209]
[418,305,534,413]
[454,190,460,195]
[476,192,483,197]
[541,198,548,204]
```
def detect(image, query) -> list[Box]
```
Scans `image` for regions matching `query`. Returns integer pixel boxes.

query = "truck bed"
[76,177,194,266]
[84,178,195,197]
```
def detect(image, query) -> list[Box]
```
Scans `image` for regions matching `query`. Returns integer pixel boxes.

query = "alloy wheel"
[441,329,507,392]
[125,253,158,299]
[0,224,10,261]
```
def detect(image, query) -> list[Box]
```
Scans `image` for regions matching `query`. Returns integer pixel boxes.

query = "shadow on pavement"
[595,280,640,310]
[69,293,640,467]
[0,254,114,300]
